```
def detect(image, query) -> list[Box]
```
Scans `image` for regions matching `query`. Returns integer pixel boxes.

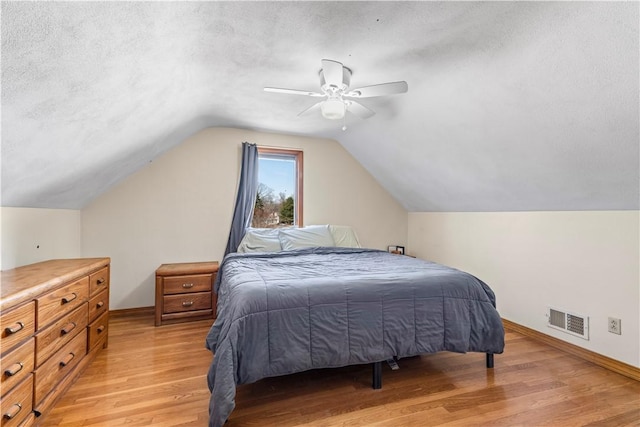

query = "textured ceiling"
[2,1,638,211]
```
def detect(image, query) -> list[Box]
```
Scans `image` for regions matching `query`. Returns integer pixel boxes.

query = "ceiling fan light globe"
[321,99,345,120]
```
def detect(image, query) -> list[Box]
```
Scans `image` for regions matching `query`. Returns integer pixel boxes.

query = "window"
[251,147,303,228]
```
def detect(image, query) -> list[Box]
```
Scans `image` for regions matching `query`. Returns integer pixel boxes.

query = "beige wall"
[1,207,81,270]
[408,211,640,367]
[82,127,408,310]
[4,143,636,370]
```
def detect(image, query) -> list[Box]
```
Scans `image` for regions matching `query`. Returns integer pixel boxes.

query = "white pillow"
[237,228,282,253]
[329,225,362,248]
[278,225,335,250]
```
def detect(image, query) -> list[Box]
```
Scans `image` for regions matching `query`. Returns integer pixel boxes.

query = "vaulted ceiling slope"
[2,2,638,211]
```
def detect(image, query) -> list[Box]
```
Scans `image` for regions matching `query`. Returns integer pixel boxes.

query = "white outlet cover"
[608,317,622,335]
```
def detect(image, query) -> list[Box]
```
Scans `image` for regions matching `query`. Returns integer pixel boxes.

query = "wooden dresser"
[155,261,218,326]
[0,258,110,426]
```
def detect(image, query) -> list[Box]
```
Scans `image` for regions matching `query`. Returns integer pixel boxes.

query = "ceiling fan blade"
[297,101,323,117]
[346,101,375,119]
[345,81,408,98]
[264,87,324,97]
[321,59,344,88]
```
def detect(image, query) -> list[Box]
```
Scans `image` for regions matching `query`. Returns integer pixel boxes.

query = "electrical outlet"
[608,317,621,335]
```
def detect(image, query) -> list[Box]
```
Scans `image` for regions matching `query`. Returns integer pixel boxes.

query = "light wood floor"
[41,312,640,426]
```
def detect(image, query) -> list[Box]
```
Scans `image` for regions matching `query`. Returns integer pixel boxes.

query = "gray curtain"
[223,142,259,257]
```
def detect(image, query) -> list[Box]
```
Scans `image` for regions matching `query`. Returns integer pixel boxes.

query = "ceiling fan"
[264,59,408,126]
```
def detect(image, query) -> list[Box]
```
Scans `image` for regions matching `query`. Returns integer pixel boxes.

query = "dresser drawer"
[89,266,109,297]
[34,331,86,406]
[163,292,212,313]
[163,274,212,295]
[0,374,33,427]
[87,311,109,351]
[0,303,35,355]
[15,413,35,427]
[37,277,88,329]
[0,339,34,398]
[35,303,88,368]
[88,288,109,322]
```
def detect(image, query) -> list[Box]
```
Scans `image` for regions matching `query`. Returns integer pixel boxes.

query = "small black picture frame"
[388,245,404,255]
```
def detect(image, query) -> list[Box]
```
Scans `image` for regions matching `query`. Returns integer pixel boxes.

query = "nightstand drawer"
[35,303,88,368]
[0,375,33,427]
[163,292,212,313]
[163,274,212,295]
[37,277,88,330]
[0,302,35,355]
[0,338,34,398]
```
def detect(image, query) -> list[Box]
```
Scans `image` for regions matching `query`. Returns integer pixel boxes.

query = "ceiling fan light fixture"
[320,98,345,120]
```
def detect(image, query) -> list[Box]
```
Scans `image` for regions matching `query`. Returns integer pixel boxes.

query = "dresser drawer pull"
[96,301,105,309]
[60,352,75,367]
[97,278,106,285]
[4,321,24,335]
[62,293,78,304]
[61,322,77,335]
[97,325,106,334]
[182,301,194,307]
[4,362,24,377]
[182,283,194,288]
[3,403,21,420]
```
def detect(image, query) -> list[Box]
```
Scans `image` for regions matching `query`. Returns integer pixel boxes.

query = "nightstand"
[155,261,219,326]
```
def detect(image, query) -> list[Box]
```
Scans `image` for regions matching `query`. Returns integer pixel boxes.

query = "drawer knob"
[62,292,78,304]
[60,352,75,367]
[4,362,24,377]
[182,301,194,307]
[97,325,106,334]
[4,321,24,335]
[3,403,21,420]
[61,322,77,336]
[182,283,194,288]
[97,278,106,285]
[96,301,105,309]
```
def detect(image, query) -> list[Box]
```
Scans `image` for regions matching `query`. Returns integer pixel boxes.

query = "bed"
[205,227,505,427]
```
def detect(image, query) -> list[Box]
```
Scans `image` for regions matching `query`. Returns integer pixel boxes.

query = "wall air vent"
[547,307,589,340]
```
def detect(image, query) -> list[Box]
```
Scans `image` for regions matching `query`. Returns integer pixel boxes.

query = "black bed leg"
[486,353,494,368]
[372,361,382,389]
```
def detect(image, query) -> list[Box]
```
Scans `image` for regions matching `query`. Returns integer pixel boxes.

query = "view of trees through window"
[251,150,301,228]
[253,183,294,227]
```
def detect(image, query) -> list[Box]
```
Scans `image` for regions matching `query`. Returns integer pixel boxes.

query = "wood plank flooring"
[41,312,640,426]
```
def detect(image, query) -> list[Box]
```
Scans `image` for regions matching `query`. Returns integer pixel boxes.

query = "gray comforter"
[205,248,505,427]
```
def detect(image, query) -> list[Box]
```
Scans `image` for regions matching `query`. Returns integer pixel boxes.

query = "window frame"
[256,147,304,227]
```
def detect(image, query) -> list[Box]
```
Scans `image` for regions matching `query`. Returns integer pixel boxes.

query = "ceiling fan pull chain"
[342,113,347,131]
